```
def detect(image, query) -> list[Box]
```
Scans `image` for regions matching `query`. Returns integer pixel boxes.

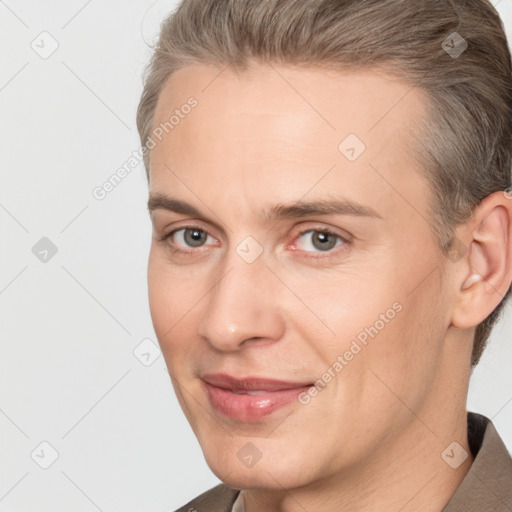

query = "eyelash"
[157,225,350,259]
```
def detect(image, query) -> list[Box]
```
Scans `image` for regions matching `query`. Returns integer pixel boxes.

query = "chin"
[204,447,317,491]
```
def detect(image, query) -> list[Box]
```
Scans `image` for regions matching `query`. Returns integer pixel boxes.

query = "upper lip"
[202,373,313,392]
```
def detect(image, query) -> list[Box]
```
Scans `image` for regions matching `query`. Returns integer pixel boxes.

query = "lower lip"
[203,381,312,422]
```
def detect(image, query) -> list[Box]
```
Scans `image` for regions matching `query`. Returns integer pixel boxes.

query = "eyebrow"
[147,193,382,224]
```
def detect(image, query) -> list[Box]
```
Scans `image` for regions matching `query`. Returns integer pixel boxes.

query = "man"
[137,0,512,510]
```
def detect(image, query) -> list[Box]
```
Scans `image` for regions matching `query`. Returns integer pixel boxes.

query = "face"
[147,63,456,490]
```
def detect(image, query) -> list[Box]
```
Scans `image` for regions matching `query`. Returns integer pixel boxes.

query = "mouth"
[201,373,314,422]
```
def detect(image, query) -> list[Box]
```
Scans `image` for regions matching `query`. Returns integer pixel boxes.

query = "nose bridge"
[196,247,284,350]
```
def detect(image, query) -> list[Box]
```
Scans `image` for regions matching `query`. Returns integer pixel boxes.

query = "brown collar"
[442,412,512,511]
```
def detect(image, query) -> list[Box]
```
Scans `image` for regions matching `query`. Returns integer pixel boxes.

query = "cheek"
[147,255,172,333]
[147,250,220,381]
[303,265,442,401]
[148,248,200,311]
[147,251,200,348]
[282,265,402,357]
[350,277,447,414]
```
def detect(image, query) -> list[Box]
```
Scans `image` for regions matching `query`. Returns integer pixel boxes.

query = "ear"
[450,190,512,329]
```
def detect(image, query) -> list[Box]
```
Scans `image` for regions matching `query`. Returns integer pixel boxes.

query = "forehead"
[152,62,426,138]
[149,62,430,226]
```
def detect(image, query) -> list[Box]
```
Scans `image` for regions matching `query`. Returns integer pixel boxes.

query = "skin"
[146,62,512,511]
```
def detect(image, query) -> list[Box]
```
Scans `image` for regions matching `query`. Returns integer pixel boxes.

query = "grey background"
[1,1,511,510]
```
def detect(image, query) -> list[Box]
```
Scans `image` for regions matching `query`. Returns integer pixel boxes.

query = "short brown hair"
[137,0,512,366]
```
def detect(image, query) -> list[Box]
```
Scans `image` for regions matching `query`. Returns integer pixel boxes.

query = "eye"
[294,228,348,254]
[162,226,217,250]
[157,224,350,258]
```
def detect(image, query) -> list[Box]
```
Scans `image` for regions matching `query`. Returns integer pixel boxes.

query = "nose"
[196,252,285,351]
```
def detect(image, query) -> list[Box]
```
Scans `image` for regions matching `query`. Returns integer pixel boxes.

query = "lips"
[201,373,313,422]
[202,373,313,391]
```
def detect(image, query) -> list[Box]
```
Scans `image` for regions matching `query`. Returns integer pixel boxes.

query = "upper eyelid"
[156,212,352,237]
[165,223,346,237]
[164,225,217,245]
[297,226,350,240]
[292,228,350,254]
[165,224,350,248]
